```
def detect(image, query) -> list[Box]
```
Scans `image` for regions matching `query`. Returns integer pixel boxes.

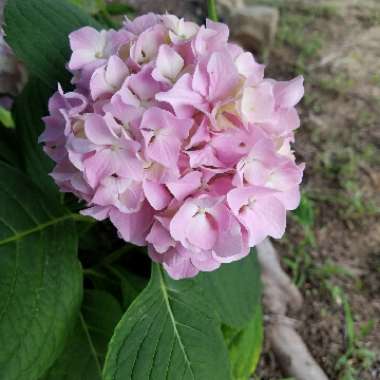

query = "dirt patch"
[254,1,380,379]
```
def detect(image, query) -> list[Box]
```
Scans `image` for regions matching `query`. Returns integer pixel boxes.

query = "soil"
[252,1,380,379]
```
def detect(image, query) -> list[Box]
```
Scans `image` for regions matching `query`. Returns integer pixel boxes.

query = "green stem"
[70,213,96,224]
[207,0,218,22]
[98,245,134,267]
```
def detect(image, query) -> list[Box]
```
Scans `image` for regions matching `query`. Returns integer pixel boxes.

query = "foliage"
[0,0,263,379]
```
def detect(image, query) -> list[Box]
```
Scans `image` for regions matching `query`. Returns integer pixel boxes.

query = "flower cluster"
[40,13,304,279]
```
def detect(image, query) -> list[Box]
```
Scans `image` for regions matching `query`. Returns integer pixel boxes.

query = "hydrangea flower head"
[40,13,305,279]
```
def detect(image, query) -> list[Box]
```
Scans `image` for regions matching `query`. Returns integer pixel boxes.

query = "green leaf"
[4,0,100,89]
[0,106,15,128]
[196,250,262,328]
[294,193,315,227]
[223,305,264,380]
[107,265,147,309]
[42,290,123,380]
[41,315,102,380]
[106,2,135,16]
[0,162,82,380]
[0,127,21,167]
[68,0,106,15]
[82,290,123,365]
[103,263,232,380]
[12,77,57,195]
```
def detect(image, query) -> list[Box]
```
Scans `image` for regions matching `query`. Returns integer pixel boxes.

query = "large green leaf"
[82,290,123,365]
[41,315,102,380]
[223,305,264,380]
[42,290,123,380]
[107,265,147,309]
[0,162,82,380]
[196,250,262,328]
[0,127,21,167]
[4,0,100,89]
[103,263,232,380]
[12,77,57,195]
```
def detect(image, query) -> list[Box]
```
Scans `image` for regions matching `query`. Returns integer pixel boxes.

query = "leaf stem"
[98,245,134,267]
[207,0,218,22]
[70,213,96,224]
[79,312,102,376]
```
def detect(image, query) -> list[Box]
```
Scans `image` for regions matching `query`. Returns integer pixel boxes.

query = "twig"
[257,239,329,380]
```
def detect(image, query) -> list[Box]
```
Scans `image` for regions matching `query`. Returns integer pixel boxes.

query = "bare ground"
[253,1,380,379]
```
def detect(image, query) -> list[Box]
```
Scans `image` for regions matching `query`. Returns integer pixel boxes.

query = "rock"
[123,0,206,22]
[225,5,279,56]
[257,239,329,380]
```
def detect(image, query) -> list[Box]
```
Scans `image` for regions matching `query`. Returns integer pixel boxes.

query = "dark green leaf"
[0,162,82,380]
[42,290,123,380]
[106,2,135,16]
[107,265,147,309]
[12,77,57,195]
[0,127,21,167]
[41,315,102,380]
[82,290,123,364]
[4,0,100,89]
[103,263,231,380]
[196,250,262,328]
[223,305,263,380]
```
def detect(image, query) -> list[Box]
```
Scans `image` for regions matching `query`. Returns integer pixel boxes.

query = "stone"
[225,5,279,55]
[123,0,206,22]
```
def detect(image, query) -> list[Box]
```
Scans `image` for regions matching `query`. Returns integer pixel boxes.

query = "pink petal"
[185,213,217,250]
[275,187,301,211]
[267,161,304,191]
[212,218,248,263]
[140,107,192,141]
[83,149,115,188]
[84,114,117,145]
[114,149,144,181]
[170,200,198,244]
[69,26,100,51]
[156,73,205,117]
[274,75,304,108]
[190,250,220,272]
[207,51,239,102]
[143,180,172,210]
[227,186,278,216]
[146,134,181,169]
[167,171,202,201]
[235,52,265,84]
[110,203,154,246]
[128,65,161,101]
[81,205,111,221]
[69,50,98,71]
[162,247,199,280]
[146,221,175,253]
[192,62,209,97]
[241,82,275,123]
[245,195,286,244]
[90,55,129,101]
[186,145,224,169]
[152,45,184,83]
[124,13,161,35]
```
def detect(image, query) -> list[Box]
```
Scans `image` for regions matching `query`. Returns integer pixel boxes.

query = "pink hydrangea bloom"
[40,14,305,279]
